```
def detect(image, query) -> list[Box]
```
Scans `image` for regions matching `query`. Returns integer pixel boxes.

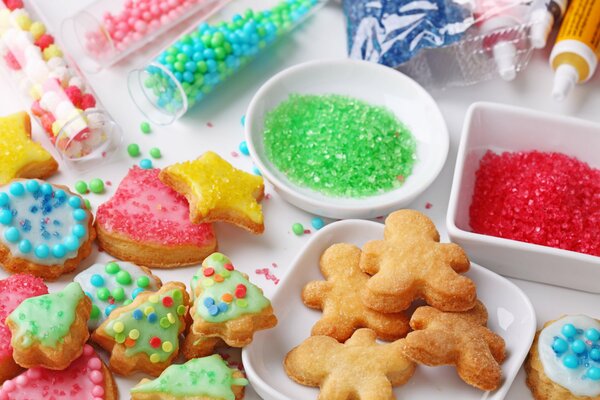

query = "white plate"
[242,219,537,400]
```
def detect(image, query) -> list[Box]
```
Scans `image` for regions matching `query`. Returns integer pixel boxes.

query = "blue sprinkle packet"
[344,0,475,66]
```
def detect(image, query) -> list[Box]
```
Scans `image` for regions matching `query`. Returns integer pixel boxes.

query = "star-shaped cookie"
[400,301,506,391]
[360,209,476,313]
[284,328,415,400]
[159,151,264,234]
[303,243,410,342]
[0,112,58,185]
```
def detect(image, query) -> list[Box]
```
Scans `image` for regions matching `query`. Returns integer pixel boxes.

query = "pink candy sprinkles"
[470,150,600,257]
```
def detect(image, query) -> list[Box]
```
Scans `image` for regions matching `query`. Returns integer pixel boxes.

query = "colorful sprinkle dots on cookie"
[74,261,160,330]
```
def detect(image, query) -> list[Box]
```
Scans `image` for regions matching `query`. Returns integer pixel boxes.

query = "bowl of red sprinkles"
[447,102,600,293]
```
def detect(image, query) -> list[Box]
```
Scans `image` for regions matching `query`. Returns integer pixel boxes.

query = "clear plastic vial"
[128,0,326,125]
[0,3,122,169]
[61,0,231,72]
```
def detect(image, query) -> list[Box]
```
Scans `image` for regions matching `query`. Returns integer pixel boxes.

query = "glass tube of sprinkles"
[61,0,232,73]
[128,0,326,125]
[0,1,122,169]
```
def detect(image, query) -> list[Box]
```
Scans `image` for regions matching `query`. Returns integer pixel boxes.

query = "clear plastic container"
[128,0,326,125]
[61,0,231,72]
[0,2,121,169]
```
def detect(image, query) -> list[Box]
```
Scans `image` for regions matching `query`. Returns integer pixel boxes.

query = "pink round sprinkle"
[2,381,16,392]
[88,357,102,370]
[83,344,94,356]
[89,370,104,384]
[15,375,27,386]
[27,368,41,379]
[92,385,104,397]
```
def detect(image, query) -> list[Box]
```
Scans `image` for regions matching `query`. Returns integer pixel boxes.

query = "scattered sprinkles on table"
[89,178,105,194]
[239,141,249,156]
[0,180,90,266]
[127,143,141,157]
[311,217,325,230]
[538,315,600,397]
[263,94,416,198]
[470,150,600,257]
[140,158,153,169]
[74,180,88,194]
[255,267,280,285]
[149,147,162,159]
[74,261,161,330]
[292,222,304,236]
[140,121,151,134]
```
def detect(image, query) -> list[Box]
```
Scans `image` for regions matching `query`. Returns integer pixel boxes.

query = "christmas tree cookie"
[131,354,248,400]
[92,282,190,376]
[183,252,277,359]
[6,282,91,370]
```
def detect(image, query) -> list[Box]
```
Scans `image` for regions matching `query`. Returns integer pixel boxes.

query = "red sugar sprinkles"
[469,150,600,257]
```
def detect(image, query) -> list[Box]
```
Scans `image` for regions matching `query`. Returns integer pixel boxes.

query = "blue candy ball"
[0,209,13,225]
[238,141,249,156]
[73,224,86,238]
[18,239,31,254]
[73,209,87,221]
[64,235,80,251]
[552,338,569,354]
[0,193,9,206]
[105,304,116,316]
[563,355,579,369]
[572,339,587,354]
[586,329,600,342]
[52,244,66,258]
[4,227,19,243]
[587,367,600,380]
[148,313,158,323]
[40,183,53,195]
[204,297,215,307]
[68,196,81,209]
[25,180,40,193]
[562,324,577,338]
[9,182,24,196]
[34,244,49,259]
[590,348,600,361]
[90,274,105,287]
[218,302,228,312]
[133,309,144,320]
[140,159,153,169]
[208,304,219,316]
[311,217,325,230]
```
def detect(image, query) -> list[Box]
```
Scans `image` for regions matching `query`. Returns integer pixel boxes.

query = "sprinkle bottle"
[60,0,232,72]
[128,0,326,125]
[0,1,122,169]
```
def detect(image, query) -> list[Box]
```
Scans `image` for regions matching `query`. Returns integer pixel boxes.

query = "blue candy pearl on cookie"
[587,367,600,380]
[133,309,143,320]
[563,354,579,369]
[34,244,49,258]
[73,209,86,221]
[68,196,81,209]
[553,338,569,353]
[25,180,39,193]
[4,227,19,243]
[0,193,9,206]
[9,182,24,196]
[90,274,105,287]
[64,235,79,251]
[18,239,31,253]
[0,209,12,225]
[586,329,600,342]
[72,224,86,238]
[40,183,52,195]
[590,349,600,361]
[562,324,577,338]
[52,244,66,258]
[572,340,587,354]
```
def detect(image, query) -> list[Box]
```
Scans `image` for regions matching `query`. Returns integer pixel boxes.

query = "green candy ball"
[97,287,110,301]
[74,181,88,194]
[105,262,120,274]
[127,143,140,157]
[116,270,132,285]
[149,148,162,159]
[292,223,304,236]
[88,178,104,194]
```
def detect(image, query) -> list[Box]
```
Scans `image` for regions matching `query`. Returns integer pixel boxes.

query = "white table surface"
[1,1,599,399]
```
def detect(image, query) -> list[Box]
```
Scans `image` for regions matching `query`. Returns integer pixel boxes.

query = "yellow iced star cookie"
[159,151,265,234]
[0,112,58,185]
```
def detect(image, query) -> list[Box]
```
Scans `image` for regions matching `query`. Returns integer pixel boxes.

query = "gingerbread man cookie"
[400,301,506,391]
[360,209,476,312]
[183,252,277,359]
[285,328,415,400]
[159,151,265,234]
[303,243,409,342]
[92,282,190,376]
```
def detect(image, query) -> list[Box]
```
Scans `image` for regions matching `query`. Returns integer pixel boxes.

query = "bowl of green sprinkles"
[245,59,449,219]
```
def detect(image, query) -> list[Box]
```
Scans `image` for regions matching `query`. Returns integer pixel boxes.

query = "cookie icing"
[95,166,215,246]
[74,260,160,330]
[0,274,48,360]
[130,354,247,399]
[191,253,271,323]
[539,315,600,396]
[103,287,187,363]
[7,282,84,348]
[0,344,107,400]
[0,180,90,266]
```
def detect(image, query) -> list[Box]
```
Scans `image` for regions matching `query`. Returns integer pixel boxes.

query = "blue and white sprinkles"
[539,315,600,397]
[0,180,89,265]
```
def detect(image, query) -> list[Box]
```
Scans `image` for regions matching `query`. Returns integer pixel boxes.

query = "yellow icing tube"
[550,0,600,101]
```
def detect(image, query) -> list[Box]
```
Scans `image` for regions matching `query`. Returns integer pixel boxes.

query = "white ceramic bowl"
[242,219,536,400]
[447,102,600,293]
[244,59,449,219]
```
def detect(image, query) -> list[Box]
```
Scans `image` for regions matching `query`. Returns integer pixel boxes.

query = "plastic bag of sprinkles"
[343,0,547,89]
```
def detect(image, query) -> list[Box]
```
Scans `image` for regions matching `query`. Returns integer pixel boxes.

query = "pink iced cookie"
[95,166,217,268]
[0,274,47,384]
[0,344,118,400]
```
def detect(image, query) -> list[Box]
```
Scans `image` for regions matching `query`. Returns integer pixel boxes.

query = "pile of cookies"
[285,210,507,399]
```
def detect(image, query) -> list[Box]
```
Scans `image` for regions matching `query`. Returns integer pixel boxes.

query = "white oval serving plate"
[242,219,536,400]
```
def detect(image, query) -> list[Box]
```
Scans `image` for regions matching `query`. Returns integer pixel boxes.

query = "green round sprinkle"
[149,147,162,159]
[137,276,150,288]
[112,287,125,302]
[292,223,304,236]
[74,181,88,194]
[84,199,91,210]
[127,143,140,157]
[88,178,104,194]
[172,289,182,301]
[140,121,151,134]
[90,305,100,319]
[264,94,416,197]
[116,270,132,285]
[105,262,120,274]
[176,304,186,315]
[160,317,170,328]
[115,332,126,343]
[97,288,110,301]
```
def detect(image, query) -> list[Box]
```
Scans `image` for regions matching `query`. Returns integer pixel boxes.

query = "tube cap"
[552,64,579,101]
[530,10,553,49]
[493,41,517,81]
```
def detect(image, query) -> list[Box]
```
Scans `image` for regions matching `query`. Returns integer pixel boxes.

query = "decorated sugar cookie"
[95,166,217,268]
[74,260,162,330]
[0,179,95,280]
[131,354,248,400]
[0,344,118,400]
[6,282,91,370]
[0,274,48,383]
[159,151,265,234]
[183,252,277,359]
[92,282,190,376]
[526,315,600,400]
[0,112,58,185]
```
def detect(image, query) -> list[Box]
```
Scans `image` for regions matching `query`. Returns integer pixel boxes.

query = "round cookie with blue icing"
[0,179,95,280]
[526,315,600,400]
[74,261,162,330]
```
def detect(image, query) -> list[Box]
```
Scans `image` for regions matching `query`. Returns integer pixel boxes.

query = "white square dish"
[446,102,600,293]
[242,219,536,400]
